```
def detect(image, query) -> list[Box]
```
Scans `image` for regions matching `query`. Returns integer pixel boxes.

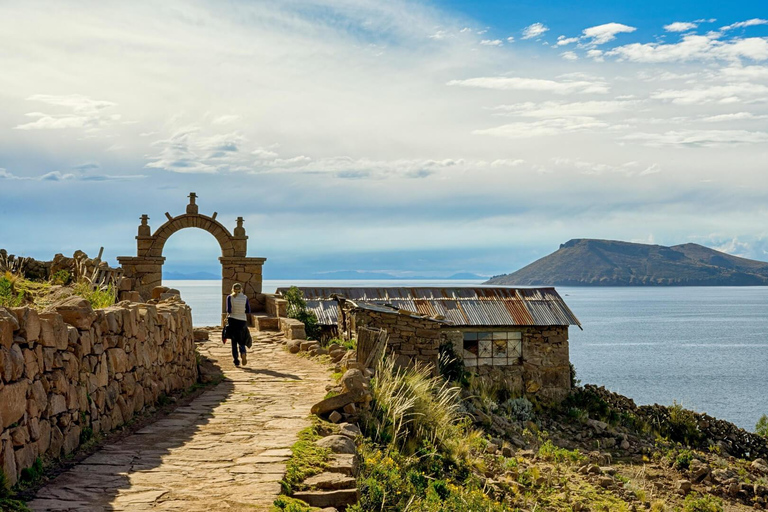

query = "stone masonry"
[0,297,197,486]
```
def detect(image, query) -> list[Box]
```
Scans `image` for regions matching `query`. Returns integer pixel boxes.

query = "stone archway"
[118,193,266,322]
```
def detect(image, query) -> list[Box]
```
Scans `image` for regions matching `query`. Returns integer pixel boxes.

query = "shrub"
[681,493,724,512]
[0,274,24,307]
[502,397,534,422]
[283,286,320,340]
[437,341,466,383]
[50,270,71,285]
[73,280,116,309]
[673,449,694,470]
[756,414,768,437]
[666,401,703,446]
[570,362,580,387]
[538,440,584,463]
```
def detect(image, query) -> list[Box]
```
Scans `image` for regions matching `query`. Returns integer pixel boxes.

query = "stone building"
[281,287,581,401]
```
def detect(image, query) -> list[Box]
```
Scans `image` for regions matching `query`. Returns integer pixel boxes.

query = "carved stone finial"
[138,214,151,236]
[186,192,199,215]
[234,216,246,237]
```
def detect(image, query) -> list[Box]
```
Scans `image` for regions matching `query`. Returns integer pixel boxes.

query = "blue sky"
[1,0,767,278]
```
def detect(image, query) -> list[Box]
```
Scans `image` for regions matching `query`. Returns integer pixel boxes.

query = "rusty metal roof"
[275,287,581,328]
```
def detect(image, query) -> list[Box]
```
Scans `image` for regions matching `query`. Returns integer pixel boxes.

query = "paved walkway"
[28,332,330,511]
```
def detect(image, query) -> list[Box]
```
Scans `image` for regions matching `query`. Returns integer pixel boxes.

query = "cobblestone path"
[28,332,330,511]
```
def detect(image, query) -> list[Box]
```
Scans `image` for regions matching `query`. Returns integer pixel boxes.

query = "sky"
[1,0,767,278]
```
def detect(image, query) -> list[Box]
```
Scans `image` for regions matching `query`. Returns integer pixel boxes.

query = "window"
[462,331,522,367]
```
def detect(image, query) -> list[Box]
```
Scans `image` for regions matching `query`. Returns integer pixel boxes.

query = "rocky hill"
[486,239,768,286]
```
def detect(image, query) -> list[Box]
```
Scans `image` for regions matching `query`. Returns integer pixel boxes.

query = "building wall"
[342,307,442,375]
[0,299,197,485]
[451,326,571,402]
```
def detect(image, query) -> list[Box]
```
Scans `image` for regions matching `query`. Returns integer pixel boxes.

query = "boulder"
[311,392,360,416]
[316,435,356,454]
[326,454,358,476]
[53,296,96,330]
[340,369,367,395]
[287,340,301,354]
[338,423,361,439]
[328,411,343,423]
[151,286,170,300]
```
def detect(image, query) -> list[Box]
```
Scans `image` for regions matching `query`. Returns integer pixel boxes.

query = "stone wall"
[0,297,197,485]
[340,303,444,375]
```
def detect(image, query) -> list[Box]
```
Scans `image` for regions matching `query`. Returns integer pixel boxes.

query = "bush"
[673,449,694,470]
[756,414,768,437]
[437,341,465,383]
[283,286,320,340]
[50,270,71,285]
[681,493,724,512]
[502,397,534,422]
[0,274,24,307]
[570,362,580,387]
[73,281,116,309]
[666,401,703,446]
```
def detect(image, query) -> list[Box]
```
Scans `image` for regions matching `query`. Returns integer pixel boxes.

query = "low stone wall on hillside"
[0,297,197,485]
[584,384,768,461]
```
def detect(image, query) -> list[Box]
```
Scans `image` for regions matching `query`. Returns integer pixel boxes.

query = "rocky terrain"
[486,239,768,286]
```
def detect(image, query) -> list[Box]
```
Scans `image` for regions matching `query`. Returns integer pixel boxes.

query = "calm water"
[165,280,768,430]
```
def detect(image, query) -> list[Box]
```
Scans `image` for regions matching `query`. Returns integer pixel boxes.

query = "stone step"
[302,472,356,490]
[326,454,357,476]
[292,489,358,509]
[254,314,280,331]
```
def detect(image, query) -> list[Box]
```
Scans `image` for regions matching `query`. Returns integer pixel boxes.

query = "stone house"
[279,287,581,402]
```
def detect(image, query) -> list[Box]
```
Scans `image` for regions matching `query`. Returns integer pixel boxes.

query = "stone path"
[27,332,330,511]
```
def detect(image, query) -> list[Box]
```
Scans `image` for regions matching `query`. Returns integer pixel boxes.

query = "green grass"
[272,495,314,511]
[72,280,116,309]
[0,469,31,512]
[537,440,585,464]
[280,420,333,495]
[681,493,724,512]
[0,273,25,307]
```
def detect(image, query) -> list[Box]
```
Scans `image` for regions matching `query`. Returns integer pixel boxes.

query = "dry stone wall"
[0,297,197,485]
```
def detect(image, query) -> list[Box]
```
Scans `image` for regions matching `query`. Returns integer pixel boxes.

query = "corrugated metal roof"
[275,287,581,328]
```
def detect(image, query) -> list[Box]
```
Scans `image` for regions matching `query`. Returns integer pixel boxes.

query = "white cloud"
[521,23,549,40]
[561,51,578,61]
[608,34,768,63]
[623,129,768,147]
[480,39,503,47]
[586,49,604,61]
[721,19,768,32]
[14,94,120,131]
[720,65,768,79]
[701,112,763,122]
[664,22,698,33]
[447,76,609,94]
[493,100,637,118]
[0,168,144,181]
[506,36,515,43]
[212,115,241,125]
[651,83,768,104]
[556,36,580,47]
[473,117,610,138]
[582,23,637,45]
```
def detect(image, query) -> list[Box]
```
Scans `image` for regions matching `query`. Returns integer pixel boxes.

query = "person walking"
[224,283,251,367]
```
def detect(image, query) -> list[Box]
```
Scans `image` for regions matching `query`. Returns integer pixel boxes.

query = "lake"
[165,280,768,431]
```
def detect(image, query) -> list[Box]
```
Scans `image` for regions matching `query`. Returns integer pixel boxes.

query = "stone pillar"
[232,216,248,257]
[116,256,165,301]
[219,256,266,325]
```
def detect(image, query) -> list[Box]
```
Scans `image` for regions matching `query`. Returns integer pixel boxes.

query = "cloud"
[506,36,514,43]
[623,129,768,147]
[607,34,768,63]
[582,23,637,45]
[651,83,768,104]
[701,112,764,122]
[13,94,120,131]
[556,36,580,47]
[664,22,698,33]
[492,100,637,118]
[212,115,241,125]
[561,51,578,61]
[480,39,503,47]
[721,19,768,32]
[521,23,549,40]
[473,117,611,139]
[0,168,145,181]
[720,65,768,79]
[447,76,609,94]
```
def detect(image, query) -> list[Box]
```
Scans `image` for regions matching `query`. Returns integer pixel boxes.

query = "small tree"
[756,414,768,437]
[283,286,320,340]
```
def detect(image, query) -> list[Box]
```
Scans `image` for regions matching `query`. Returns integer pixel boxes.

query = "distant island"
[311,270,486,280]
[485,238,768,286]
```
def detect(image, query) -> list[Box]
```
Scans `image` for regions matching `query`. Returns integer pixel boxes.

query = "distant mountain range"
[485,239,768,286]
[163,270,486,280]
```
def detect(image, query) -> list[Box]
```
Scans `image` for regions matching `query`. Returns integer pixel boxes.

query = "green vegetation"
[283,286,320,340]
[671,449,695,470]
[537,439,584,464]
[0,470,30,512]
[50,270,71,285]
[756,414,768,437]
[272,496,314,512]
[72,280,116,309]
[0,272,25,307]
[328,337,356,350]
[18,457,44,486]
[280,420,332,495]
[665,401,703,446]
[437,341,466,383]
[681,493,724,512]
